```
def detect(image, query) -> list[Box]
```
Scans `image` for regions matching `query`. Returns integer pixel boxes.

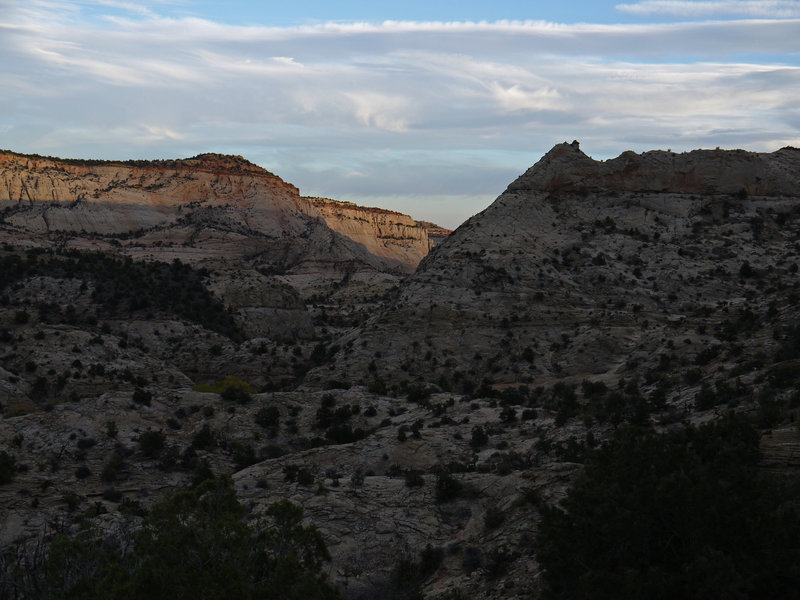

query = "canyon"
[1,143,799,599]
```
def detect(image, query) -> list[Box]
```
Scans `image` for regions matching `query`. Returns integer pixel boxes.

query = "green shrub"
[434,468,462,503]
[139,430,165,458]
[191,423,216,450]
[296,468,315,486]
[29,477,340,599]
[470,425,488,449]
[0,451,15,485]
[404,470,424,488]
[101,452,124,483]
[255,406,280,429]
[536,416,800,599]
[231,442,259,470]
[132,388,152,406]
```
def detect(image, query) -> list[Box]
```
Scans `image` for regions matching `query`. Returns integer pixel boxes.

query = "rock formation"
[309,142,800,393]
[306,198,449,272]
[0,151,444,277]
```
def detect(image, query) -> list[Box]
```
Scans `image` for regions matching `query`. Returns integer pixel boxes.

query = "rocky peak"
[509,141,800,196]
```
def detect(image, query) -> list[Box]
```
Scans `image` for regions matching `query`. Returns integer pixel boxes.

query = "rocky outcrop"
[305,197,440,272]
[0,151,399,278]
[308,142,800,391]
[419,221,453,249]
[0,383,578,600]
[510,141,800,196]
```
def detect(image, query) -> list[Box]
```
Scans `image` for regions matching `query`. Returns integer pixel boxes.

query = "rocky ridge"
[311,142,800,392]
[0,151,442,276]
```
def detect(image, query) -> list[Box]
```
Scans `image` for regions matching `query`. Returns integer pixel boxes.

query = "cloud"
[1,2,799,226]
[616,1,800,18]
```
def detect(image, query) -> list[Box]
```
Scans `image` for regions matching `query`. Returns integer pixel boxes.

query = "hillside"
[2,143,800,600]
[311,142,800,396]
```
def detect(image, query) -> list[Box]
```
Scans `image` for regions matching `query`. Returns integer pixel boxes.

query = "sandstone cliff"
[418,221,453,249]
[305,197,430,272]
[0,151,446,275]
[0,151,404,278]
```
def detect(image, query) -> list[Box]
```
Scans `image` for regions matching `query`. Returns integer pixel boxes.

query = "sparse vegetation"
[0,477,342,599]
[536,416,800,599]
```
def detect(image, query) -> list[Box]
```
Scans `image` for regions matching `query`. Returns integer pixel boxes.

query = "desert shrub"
[0,451,15,485]
[367,377,387,395]
[191,423,216,450]
[101,452,124,483]
[695,383,719,410]
[283,465,300,483]
[389,543,444,598]
[132,388,152,406]
[296,468,315,486]
[406,384,432,404]
[76,437,96,450]
[470,425,488,449]
[231,442,259,470]
[350,468,364,489]
[695,345,721,366]
[404,470,424,488]
[221,386,251,404]
[255,406,280,429]
[499,406,517,422]
[434,468,462,503]
[61,492,82,512]
[138,430,165,458]
[325,424,366,445]
[1,249,243,340]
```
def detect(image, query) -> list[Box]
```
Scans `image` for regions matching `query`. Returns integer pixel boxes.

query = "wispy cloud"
[617,1,800,18]
[1,1,798,227]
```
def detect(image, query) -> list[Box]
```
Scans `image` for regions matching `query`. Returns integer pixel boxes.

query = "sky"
[1,1,799,228]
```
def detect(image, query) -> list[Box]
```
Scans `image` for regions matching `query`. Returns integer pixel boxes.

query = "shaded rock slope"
[311,141,800,395]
